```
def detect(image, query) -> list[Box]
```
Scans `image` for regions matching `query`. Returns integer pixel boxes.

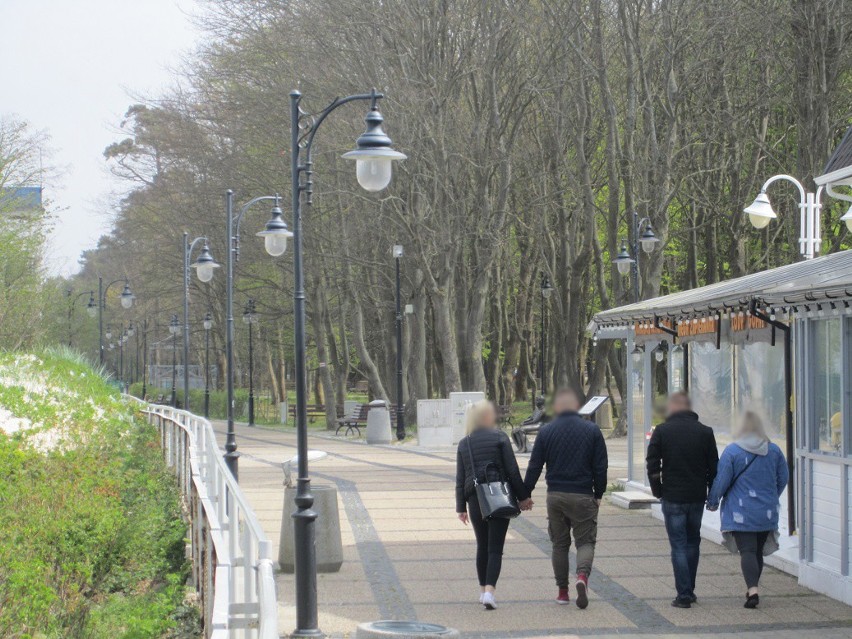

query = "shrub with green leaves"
[0,347,197,638]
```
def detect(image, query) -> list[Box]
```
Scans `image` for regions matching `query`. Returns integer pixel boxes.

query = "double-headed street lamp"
[612,212,661,302]
[169,314,180,407]
[224,192,294,478]
[288,88,405,638]
[203,312,213,418]
[243,299,257,427]
[393,245,406,441]
[744,174,852,260]
[539,275,554,399]
[97,278,135,365]
[183,233,220,411]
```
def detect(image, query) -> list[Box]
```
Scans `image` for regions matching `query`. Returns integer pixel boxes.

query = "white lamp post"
[744,174,825,259]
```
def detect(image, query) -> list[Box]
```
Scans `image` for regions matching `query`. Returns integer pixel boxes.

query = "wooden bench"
[336,403,399,437]
[496,404,514,429]
[336,403,369,436]
[288,403,327,423]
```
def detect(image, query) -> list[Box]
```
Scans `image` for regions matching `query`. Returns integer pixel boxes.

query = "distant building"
[0,186,43,212]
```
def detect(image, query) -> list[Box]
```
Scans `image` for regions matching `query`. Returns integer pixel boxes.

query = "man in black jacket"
[524,388,608,609]
[646,391,718,609]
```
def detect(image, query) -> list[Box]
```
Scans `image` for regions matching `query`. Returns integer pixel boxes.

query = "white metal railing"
[127,398,278,639]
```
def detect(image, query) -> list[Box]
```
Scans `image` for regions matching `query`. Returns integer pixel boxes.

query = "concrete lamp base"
[279,484,343,573]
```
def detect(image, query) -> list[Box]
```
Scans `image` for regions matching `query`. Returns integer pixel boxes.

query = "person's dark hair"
[553,388,581,410]
[667,391,691,409]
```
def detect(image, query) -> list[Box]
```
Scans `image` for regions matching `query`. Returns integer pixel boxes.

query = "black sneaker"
[688,594,698,604]
[744,594,759,609]
[671,598,692,609]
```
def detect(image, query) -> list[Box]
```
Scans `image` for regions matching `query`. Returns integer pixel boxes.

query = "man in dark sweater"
[646,391,719,609]
[524,388,608,609]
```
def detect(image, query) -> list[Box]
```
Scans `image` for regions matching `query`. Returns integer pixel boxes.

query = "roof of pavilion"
[816,125,852,185]
[590,249,852,328]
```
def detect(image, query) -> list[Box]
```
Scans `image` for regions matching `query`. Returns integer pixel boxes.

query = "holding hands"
[519,498,534,511]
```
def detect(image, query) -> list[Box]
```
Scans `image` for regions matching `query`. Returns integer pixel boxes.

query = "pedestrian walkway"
[213,422,852,638]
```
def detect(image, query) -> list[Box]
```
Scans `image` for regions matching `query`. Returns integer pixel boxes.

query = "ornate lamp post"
[287,88,405,638]
[98,278,135,365]
[743,174,852,259]
[243,299,257,426]
[169,314,180,407]
[66,289,95,348]
[393,245,406,440]
[203,312,213,418]
[183,233,220,411]
[141,318,149,400]
[539,275,553,398]
[612,212,660,302]
[224,192,294,478]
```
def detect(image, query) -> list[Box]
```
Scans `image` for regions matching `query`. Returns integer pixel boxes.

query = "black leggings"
[733,531,770,589]
[468,495,510,587]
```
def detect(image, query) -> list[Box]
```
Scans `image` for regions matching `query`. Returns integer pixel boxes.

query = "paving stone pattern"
[214,422,852,639]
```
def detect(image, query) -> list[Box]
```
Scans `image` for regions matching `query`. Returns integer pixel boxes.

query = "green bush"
[0,349,195,638]
[127,382,252,420]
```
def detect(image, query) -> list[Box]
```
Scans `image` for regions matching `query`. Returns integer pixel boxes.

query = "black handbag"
[465,435,521,520]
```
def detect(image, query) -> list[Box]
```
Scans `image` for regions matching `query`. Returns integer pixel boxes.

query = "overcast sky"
[0,0,204,276]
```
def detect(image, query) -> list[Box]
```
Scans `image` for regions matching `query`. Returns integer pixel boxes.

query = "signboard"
[579,395,608,417]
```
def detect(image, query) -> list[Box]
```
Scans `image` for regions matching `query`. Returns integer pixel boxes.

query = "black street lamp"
[243,299,257,427]
[224,192,293,478]
[169,314,180,407]
[183,233,220,412]
[393,245,406,440]
[141,318,149,400]
[98,277,135,365]
[66,289,95,348]
[540,275,553,399]
[203,312,213,418]
[287,88,405,638]
[119,329,126,389]
[612,212,660,302]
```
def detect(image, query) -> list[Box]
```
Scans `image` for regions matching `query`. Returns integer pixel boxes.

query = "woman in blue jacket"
[707,411,788,609]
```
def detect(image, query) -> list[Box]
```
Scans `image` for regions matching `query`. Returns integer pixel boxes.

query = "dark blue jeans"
[661,500,704,600]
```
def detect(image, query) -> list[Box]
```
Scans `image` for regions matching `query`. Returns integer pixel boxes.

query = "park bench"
[288,403,327,423]
[335,402,399,437]
[496,404,514,429]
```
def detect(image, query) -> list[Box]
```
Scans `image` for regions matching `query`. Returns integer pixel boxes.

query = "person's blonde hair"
[465,400,496,434]
[734,410,769,441]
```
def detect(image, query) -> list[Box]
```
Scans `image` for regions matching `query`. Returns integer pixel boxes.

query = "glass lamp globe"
[86,301,97,318]
[196,263,215,283]
[105,329,112,339]
[119,283,135,309]
[744,192,776,229]
[342,103,406,192]
[126,324,134,337]
[192,244,220,282]
[257,201,294,257]
[203,318,213,331]
[639,225,661,253]
[613,242,635,276]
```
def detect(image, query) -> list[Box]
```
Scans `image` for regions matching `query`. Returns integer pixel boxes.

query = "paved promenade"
[213,422,852,638]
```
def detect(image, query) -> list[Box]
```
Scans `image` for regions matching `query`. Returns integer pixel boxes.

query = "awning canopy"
[591,249,852,329]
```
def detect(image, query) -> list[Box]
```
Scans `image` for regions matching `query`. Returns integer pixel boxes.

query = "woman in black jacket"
[456,400,532,610]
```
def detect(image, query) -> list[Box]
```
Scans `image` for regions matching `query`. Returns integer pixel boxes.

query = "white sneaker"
[479,592,485,604]
[482,591,497,610]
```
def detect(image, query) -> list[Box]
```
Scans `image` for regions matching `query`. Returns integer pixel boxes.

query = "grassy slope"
[0,348,196,639]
